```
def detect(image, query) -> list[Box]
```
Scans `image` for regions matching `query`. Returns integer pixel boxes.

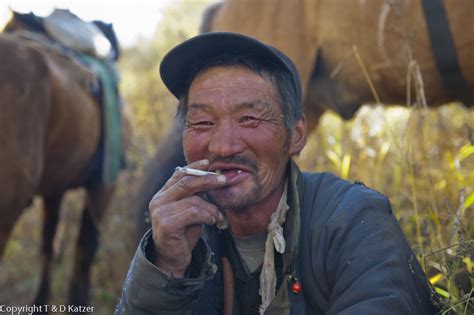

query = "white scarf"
[217,182,289,314]
[259,183,289,314]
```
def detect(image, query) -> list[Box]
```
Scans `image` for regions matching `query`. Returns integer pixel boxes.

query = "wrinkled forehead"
[191,64,272,86]
[185,57,278,93]
[187,65,280,109]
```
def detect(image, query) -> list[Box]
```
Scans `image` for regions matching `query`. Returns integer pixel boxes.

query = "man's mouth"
[209,164,251,181]
[218,169,243,178]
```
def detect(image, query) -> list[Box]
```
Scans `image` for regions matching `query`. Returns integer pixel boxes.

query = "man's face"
[183,65,302,212]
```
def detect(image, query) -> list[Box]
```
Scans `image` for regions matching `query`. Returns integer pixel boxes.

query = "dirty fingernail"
[199,159,209,166]
[217,175,226,184]
[218,212,224,221]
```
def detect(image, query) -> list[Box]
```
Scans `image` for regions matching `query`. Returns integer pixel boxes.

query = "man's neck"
[225,181,285,236]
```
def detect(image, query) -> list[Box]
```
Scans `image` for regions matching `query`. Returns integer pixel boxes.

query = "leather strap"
[421,0,473,105]
[222,256,234,315]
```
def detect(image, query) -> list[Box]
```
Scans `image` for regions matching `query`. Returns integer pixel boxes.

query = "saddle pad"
[81,55,123,184]
[44,9,112,59]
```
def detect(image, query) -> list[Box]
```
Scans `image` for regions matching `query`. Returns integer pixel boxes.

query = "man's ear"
[288,114,307,156]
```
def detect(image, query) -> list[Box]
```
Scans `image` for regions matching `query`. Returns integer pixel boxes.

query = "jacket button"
[291,281,302,293]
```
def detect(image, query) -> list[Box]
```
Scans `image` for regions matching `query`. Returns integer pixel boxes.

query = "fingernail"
[217,175,226,184]
[199,159,209,166]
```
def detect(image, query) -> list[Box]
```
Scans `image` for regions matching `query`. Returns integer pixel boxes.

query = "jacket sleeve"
[322,187,437,315]
[115,229,216,315]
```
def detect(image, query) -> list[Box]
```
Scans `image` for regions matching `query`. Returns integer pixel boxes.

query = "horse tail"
[200,2,223,34]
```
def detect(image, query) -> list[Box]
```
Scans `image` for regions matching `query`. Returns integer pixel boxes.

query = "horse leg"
[68,183,115,307]
[0,204,24,258]
[33,194,62,307]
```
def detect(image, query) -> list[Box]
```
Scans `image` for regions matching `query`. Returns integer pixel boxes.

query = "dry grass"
[297,103,474,313]
[1,102,471,314]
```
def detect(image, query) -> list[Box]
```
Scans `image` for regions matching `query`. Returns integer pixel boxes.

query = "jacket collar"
[282,159,304,277]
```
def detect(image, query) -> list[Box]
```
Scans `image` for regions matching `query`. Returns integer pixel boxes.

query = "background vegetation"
[1,1,472,314]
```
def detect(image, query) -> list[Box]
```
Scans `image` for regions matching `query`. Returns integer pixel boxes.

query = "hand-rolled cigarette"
[175,166,218,176]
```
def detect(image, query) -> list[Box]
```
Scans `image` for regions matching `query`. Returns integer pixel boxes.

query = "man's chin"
[207,194,246,212]
[206,187,258,212]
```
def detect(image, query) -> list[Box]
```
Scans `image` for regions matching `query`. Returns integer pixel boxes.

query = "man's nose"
[208,122,245,157]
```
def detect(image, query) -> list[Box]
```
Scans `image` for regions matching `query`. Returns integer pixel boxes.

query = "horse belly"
[38,58,102,195]
[316,0,473,108]
[0,35,56,253]
[0,35,52,208]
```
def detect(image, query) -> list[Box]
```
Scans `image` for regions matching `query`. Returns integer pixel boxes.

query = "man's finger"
[151,196,223,233]
[160,159,211,191]
[153,165,226,204]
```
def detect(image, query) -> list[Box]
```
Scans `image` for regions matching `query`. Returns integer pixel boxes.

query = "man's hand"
[148,159,226,277]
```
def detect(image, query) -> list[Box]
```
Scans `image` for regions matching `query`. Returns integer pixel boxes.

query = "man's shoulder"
[300,171,392,225]
[301,171,388,203]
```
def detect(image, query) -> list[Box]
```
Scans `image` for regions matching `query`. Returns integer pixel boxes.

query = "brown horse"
[0,20,125,307]
[134,0,473,239]
[206,0,473,128]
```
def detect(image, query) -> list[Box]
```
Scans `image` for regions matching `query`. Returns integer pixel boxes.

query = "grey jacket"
[116,161,439,314]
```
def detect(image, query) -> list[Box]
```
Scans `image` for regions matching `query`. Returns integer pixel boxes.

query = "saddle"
[3,9,124,184]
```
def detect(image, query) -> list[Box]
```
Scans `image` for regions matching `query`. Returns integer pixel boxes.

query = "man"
[117,32,439,314]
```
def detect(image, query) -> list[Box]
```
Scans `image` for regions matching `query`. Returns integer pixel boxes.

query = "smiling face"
[183,65,305,213]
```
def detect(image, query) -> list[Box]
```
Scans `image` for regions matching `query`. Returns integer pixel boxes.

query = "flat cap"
[159,32,302,102]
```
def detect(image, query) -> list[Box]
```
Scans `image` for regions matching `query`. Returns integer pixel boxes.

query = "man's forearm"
[116,230,215,314]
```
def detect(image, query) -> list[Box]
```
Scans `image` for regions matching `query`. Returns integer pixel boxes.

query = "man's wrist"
[143,231,188,277]
[154,255,188,278]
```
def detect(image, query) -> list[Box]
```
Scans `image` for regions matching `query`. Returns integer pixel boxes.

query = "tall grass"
[297,102,474,313]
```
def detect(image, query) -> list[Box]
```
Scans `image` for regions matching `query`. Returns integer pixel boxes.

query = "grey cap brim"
[159,32,302,101]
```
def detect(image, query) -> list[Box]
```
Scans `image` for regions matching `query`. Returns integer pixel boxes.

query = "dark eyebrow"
[187,100,269,114]
[235,102,260,110]
[188,103,210,111]
[234,101,274,114]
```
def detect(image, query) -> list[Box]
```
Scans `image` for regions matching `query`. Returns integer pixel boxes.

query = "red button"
[291,281,302,293]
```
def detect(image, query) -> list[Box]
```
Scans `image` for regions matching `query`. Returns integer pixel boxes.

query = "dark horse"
[0,14,126,307]
[134,0,473,241]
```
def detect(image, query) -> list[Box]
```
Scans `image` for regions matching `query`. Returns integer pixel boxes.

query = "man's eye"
[239,116,260,127]
[196,121,214,125]
[240,116,256,122]
[186,120,214,128]
[239,116,258,122]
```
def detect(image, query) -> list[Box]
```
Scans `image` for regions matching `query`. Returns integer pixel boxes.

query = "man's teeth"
[215,169,242,174]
